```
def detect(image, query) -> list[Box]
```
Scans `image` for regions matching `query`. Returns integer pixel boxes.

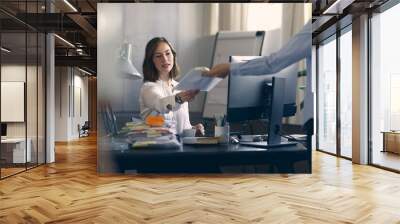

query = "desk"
[106,137,310,173]
[382,131,400,154]
[1,138,31,163]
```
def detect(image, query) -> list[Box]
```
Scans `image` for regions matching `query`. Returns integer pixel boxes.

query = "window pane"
[27,31,38,169]
[340,29,352,158]
[371,3,400,171]
[1,31,28,177]
[318,37,337,154]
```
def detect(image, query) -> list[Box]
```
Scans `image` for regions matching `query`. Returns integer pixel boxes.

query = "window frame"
[315,20,353,160]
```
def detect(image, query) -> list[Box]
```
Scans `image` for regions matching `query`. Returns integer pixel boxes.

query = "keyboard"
[182,137,219,145]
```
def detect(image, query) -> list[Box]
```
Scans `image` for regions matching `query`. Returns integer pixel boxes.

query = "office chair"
[79,121,90,138]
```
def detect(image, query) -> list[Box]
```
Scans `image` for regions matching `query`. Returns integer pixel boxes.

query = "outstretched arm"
[204,20,312,78]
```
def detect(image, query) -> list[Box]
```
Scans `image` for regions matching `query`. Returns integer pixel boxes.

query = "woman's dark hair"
[142,37,180,82]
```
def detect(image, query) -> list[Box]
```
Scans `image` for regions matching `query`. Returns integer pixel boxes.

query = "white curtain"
[205,3,249,35]
[281,4,306,44]
[205,3,308,38]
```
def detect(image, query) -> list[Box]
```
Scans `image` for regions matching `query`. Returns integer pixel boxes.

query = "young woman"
[139,37,204,136]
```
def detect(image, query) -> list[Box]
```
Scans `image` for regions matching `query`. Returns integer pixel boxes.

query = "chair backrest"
[82,121,90,129]
[303,118,313,173]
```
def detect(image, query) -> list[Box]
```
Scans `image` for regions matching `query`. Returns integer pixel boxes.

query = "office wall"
[55,67,89,141]
[55,67,69,141]
[1,64,45,169]
[73,73,89,137]
[1,65,40,138]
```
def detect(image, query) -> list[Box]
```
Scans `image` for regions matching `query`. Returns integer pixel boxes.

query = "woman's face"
[152,42,174,76]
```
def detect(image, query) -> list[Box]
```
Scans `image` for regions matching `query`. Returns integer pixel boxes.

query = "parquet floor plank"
[1,135,400,223]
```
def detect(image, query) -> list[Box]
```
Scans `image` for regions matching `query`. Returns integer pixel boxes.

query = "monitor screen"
[1,123,7,137]
[227,56,298,123]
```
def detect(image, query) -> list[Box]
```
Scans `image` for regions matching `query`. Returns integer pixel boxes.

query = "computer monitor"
[227,56,299,148]
[1,123,7,138]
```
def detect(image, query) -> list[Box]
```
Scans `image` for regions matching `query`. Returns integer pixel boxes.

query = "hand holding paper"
[174,67,223,92]
[202,63,230,78]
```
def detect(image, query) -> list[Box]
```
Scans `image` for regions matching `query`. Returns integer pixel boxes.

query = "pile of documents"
[120,119,180,149]
[174,67,223,92]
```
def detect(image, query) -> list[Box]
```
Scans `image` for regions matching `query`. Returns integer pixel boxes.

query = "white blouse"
[139,79,192,134]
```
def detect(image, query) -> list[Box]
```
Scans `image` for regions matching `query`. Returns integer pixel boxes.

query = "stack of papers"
[120,120,180,149]
[174,67,223,92]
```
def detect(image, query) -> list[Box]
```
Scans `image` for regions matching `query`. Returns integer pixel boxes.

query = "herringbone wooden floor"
[1,135,400,224]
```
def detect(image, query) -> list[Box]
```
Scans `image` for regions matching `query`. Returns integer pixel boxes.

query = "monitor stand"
[241,77,297,149]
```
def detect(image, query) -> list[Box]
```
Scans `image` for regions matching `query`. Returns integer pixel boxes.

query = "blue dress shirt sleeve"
[230,20,313,124]
[230,20,312,77]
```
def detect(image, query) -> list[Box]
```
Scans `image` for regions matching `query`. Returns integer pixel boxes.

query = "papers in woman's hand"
[174,67,223,92]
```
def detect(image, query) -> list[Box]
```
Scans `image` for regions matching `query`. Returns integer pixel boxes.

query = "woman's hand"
[202,63,230,78]
[176,89,199,103]
[193,123,205,136]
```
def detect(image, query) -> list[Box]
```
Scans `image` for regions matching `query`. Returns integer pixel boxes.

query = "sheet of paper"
[174,67,223,92]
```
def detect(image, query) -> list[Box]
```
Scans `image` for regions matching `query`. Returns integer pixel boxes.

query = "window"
[339,28,352,158]
[0,1,47,179]
[370,2,400,171]
[317,36,337,154]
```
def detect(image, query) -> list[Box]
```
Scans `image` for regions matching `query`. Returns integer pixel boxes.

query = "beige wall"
[1,65,42,138]
[1,64,45,163]
[54,67,89,141]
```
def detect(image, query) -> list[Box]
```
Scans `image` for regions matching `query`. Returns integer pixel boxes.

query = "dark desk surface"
[104,137,310,173]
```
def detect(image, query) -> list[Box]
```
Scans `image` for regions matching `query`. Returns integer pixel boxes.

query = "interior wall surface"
[55,67,89,141]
